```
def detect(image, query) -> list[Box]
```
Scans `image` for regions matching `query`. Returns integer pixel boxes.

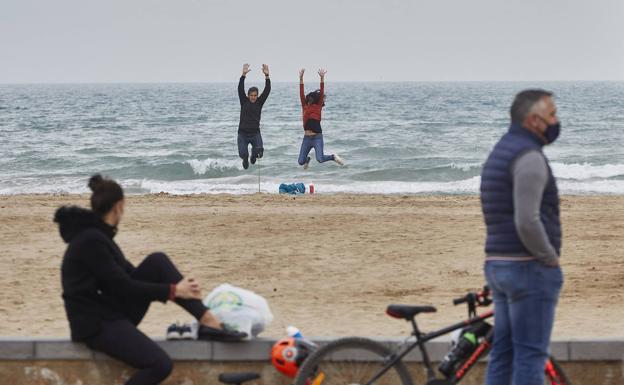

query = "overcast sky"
[1,0,623,83]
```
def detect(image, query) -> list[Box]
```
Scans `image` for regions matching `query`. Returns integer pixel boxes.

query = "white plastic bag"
[203,283,273,339]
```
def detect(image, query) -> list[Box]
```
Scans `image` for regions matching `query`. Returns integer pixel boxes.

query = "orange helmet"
[271,337,314,378]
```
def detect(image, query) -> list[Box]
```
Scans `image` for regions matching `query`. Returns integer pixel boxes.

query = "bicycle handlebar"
[452,285,491,307]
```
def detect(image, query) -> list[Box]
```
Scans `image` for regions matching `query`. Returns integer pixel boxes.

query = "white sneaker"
[333,154,345,166]
[166,323,181,340]
[303,156,311,170]
[179,323,194,340]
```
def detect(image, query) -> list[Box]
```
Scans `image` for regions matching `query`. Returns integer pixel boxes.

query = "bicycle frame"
[364,310,494,385]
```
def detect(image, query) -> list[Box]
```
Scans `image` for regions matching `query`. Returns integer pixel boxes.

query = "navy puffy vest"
[480,124,561,256]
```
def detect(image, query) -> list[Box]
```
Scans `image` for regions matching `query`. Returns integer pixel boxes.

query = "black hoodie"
[54,206,169,341]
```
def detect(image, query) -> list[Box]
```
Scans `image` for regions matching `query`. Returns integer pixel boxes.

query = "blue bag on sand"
[279,183,306,194]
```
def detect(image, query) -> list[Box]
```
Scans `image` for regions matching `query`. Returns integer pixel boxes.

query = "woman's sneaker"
[303,156,311,170]
[166,323,182,340]
[179,323,194,340]
[333,154,345,165]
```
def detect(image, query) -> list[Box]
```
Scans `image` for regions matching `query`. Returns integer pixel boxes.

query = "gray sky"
[1,0,623,83]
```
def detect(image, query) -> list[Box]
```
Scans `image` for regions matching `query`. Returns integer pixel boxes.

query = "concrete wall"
[1,337,622,385]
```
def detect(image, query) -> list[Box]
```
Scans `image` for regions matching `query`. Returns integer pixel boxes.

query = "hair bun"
[88,174,104,191]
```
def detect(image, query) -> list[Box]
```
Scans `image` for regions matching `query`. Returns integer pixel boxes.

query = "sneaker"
[303,156,311,170]
[179,323,193,340]
[166,323,181,340]
[250,156,256,165]
[242,157,249,170]
[333,154,345,166]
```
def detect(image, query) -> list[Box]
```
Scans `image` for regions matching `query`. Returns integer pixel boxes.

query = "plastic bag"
[203,283,273,339]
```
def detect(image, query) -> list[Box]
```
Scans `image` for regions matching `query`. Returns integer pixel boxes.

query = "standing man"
[480,89,564,385]
[238,63,270,169]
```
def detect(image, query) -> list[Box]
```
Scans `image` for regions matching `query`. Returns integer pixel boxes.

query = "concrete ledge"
[569,338,624,361]
[1,337,622,362]
[0,338,35,360]
[1,337,622,385]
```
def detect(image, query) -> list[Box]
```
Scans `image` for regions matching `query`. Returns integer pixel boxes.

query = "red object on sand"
[309,184,315,194]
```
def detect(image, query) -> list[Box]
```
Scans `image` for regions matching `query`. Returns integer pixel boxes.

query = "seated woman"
[54,174,245,385]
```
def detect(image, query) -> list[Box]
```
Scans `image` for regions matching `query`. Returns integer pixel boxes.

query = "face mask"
[537,115,561,144]
[544,122,561,144]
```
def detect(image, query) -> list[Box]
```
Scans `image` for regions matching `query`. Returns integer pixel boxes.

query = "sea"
[1,81,623,195]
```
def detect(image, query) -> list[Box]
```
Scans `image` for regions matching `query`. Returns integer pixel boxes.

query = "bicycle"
[293,285,570,385]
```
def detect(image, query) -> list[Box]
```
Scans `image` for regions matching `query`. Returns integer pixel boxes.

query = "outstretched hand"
[262,64,270,76]
[242,63,251,76]
[318,68,327,79]
[299,68,305,80]
[175,276,202,300]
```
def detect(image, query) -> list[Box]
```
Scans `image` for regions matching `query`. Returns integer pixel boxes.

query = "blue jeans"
[484,260,563,385]
[237,133,263,161]
[297,134,334,165]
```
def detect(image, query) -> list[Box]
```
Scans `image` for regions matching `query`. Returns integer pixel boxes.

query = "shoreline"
[1,193,623,339]
[0,190,624,196]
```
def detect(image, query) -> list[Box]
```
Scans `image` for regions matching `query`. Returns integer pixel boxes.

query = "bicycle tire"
[294,337,414,385]
[545,356,571,385]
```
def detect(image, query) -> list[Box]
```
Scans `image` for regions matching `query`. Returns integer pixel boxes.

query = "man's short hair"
[510,89,553,124]
[248,87,259,95]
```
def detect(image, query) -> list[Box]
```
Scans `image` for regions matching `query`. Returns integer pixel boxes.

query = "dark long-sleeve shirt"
[238,76,271,135]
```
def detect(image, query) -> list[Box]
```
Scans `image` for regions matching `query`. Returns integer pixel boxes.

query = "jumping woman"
[298,68,345,169]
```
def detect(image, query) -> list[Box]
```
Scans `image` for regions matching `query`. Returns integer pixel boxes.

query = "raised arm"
[258,64,271,105]
[318,68,326,104]
[299,68,306,107]
[238,63,251,105]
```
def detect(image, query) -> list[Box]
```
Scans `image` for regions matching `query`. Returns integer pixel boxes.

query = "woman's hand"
[299,68,305,80]
[318,68,327,80]
[175,276,202,300]
[262,64,270,77]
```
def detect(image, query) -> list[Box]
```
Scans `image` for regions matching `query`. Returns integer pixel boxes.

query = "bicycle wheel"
[294,337,414,385]
[545,356,571,385]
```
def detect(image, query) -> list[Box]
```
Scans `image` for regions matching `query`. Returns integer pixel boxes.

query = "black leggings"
[85,252,208,385]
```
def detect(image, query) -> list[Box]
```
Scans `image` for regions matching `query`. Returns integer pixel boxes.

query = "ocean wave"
[450,162,482,172]
[558,180,624,194]
[3,175,624,195]
[116,176,483,195]
[551,162,624,180]
[185,158,243,174]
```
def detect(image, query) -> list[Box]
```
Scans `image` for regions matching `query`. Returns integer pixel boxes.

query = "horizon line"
[2,79,624,86]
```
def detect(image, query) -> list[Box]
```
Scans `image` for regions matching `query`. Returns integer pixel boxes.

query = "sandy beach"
[0,193,622,339]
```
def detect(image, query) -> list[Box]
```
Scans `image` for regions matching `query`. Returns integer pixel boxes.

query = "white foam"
[3,174,624,195]
[551,162,624,180]
[185,158,243,175]
[558,180,624,194]
[100,176,624,196]
[0,177,89,195]
[450,162,482,172]
[114,176,484,195]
